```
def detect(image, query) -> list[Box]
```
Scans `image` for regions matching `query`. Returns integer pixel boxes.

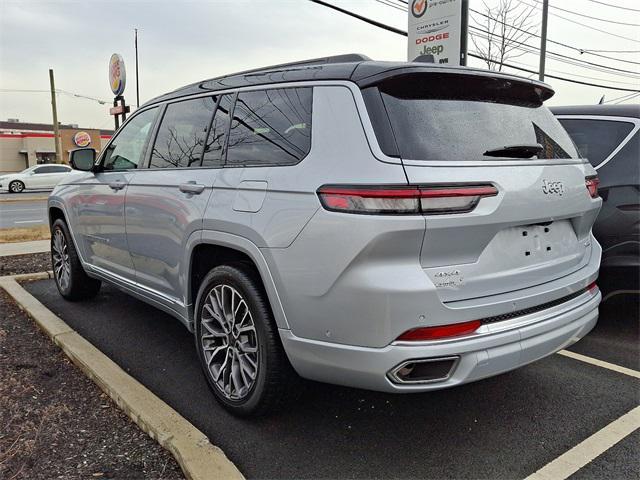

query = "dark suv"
[553,104,639,293]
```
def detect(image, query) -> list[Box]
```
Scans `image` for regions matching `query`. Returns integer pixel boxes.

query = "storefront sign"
[109,53,126,96]
[408,0,462,65]
[73,131,92,147]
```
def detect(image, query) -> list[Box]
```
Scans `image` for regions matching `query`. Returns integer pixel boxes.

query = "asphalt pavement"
[0,198,48,228]
[24,280,640,479]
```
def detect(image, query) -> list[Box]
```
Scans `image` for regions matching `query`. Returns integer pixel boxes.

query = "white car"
[0,164,73,193]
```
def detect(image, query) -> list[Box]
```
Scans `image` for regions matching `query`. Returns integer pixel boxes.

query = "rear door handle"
[108,181,126,191]
[179,182,205,195]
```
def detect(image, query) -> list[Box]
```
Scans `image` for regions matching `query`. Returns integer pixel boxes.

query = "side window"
[50,166,70,173]
[150,96,216,169]
[202,95,233,167]
[558,118,634,166]
[32,167,47,174]
[102,107,158,171]
[226,87,312,167]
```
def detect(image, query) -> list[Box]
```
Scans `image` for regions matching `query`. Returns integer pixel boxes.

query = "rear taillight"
[585,176,599,198]
[317,184,498,215]
[396,320,482,341]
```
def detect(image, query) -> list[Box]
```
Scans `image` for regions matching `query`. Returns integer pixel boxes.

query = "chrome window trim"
[555,115,640,171]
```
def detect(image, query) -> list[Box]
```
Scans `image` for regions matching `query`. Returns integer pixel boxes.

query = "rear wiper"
[483,143,543,159]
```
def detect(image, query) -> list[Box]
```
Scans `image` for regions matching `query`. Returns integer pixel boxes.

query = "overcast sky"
[1,0,638,128]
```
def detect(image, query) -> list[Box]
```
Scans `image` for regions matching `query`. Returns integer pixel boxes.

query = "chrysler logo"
[542,179,565,196]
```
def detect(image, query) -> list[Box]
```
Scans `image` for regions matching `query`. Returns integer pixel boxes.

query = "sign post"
[407,0,466,65]
[108,53,130,130]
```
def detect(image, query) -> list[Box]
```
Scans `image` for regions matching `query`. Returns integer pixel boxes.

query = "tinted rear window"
[557,118,634,167]
[364,74,578,161]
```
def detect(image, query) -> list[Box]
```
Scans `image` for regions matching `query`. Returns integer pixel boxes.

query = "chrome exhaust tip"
[388,356,460,384]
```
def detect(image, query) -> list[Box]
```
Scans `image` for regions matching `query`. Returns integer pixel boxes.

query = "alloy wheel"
[52,228,71,291]
[10,181,24,193]
[200,284,259,400]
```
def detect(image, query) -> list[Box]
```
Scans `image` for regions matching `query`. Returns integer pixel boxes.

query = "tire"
[194,264,298,416]
[9,180,25,193]
[51,218,101,301]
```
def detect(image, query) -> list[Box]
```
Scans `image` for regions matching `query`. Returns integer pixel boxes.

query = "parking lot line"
[525,406,640,480]
[558,349,640,379]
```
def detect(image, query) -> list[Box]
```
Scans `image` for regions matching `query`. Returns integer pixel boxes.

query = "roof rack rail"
[236,53,371,77]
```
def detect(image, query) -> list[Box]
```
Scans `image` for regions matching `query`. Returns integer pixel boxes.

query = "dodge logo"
[542,179,565,196]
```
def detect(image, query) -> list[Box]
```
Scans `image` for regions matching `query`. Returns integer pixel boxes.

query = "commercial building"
[0,119,113,173]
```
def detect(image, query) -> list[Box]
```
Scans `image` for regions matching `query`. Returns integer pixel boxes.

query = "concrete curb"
[0,274,244,480]
[0,239,51,257]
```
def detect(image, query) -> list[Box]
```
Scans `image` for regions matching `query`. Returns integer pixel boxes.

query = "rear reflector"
[585,176,599,198]
[587,281,598,294]
[317,184,498,215]
[396,320,482,341]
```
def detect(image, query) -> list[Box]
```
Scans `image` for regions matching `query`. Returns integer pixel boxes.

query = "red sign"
[109,105,130,115]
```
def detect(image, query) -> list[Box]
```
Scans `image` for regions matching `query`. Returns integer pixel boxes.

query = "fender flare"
[184,230,290,330]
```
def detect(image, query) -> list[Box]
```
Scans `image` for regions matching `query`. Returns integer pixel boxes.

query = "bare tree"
[471,0,538,71]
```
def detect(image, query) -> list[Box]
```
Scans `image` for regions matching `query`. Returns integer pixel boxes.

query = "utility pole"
[49,69,62,164]
[460,0,469,66]
[538,0,549,81]
[135,28,140,108]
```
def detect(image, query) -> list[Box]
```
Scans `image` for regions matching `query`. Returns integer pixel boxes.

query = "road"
[24,280,640,480]
[0,198,48,228]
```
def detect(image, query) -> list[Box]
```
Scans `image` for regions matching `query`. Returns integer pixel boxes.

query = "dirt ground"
[0,252,51,277]
[0,255,184,479]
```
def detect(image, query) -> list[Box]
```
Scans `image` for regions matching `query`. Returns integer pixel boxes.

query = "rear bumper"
[280,288,600,392]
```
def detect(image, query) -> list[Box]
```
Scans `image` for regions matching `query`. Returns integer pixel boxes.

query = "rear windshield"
[364,74,579,161]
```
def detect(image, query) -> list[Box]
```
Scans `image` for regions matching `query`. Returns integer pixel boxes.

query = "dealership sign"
[109,53,126,96]
[73,131,92,147]
[408,0,462,65]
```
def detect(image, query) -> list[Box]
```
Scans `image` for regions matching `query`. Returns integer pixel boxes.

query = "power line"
[308,0,407,36]
[372,0,406,12]
[582,49,640,54]
[469,8,640,65]
[467,52,640,91]
[0,88,108,105]
[529,0,640,27]
[518,0,640,43]
[307,0,640,92]
[603,91,640,104]
[469,24,640,77]
[615,92,640,103]
[583,0,640,13]
[391,1,640,65]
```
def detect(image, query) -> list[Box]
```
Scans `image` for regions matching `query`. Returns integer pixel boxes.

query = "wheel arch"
[48,205,66,228]
[186,231,290,331]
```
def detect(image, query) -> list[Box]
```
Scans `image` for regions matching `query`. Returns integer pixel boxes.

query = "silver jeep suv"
[49,54,602,416]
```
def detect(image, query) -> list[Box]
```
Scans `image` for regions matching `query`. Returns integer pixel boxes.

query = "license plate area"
[517,221,577,260]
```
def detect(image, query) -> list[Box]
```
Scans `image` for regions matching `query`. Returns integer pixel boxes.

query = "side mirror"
[69,148,96,171]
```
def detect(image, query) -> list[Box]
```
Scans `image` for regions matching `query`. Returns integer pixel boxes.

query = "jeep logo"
[542,179,565,196]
